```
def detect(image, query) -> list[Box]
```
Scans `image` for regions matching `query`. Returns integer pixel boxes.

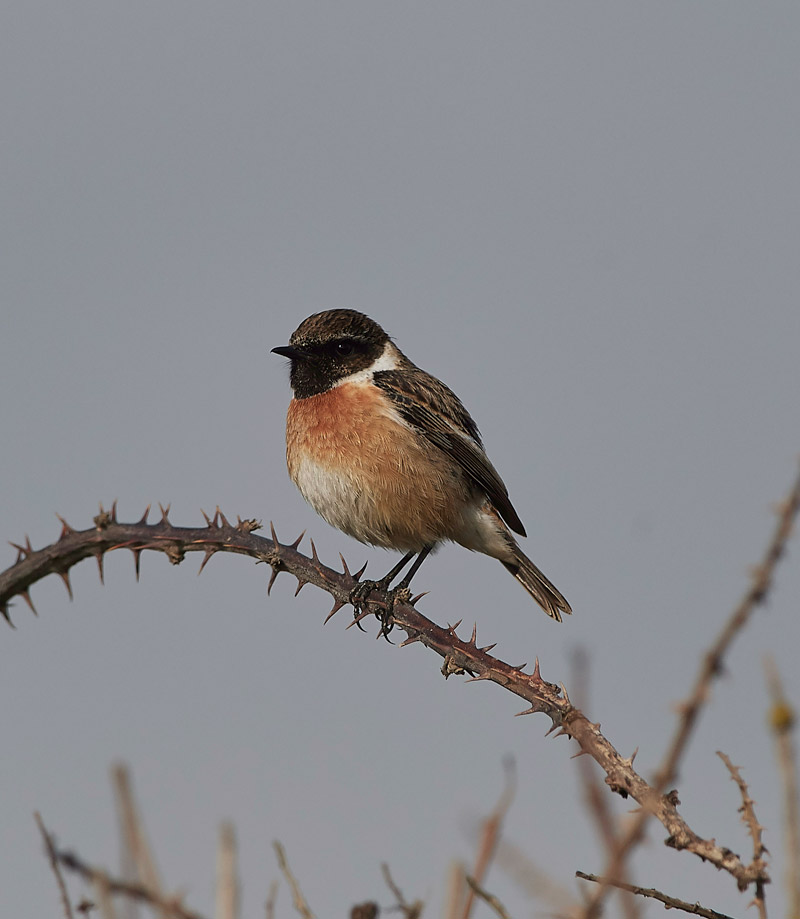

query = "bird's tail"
[501,545,571,622]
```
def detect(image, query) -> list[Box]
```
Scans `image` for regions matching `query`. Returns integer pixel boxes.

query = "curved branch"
[4,469,796,899]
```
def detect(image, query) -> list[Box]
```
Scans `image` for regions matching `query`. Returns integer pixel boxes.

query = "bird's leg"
[350,547,433,638]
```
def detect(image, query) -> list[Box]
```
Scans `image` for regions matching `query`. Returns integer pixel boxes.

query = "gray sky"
[2,3,799,917]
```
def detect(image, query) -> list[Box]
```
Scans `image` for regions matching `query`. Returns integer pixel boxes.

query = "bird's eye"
[335,341,355,356]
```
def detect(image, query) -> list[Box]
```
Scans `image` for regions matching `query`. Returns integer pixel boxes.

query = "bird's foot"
[349,580,412,640]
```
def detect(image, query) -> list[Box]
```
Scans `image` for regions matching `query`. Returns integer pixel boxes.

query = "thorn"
[309,538,320,562]
[324,599,346,624]
[95,552,105,585]
[339,553,351,577]
[375,625,394,643]
[479,643,497,653]
[399,633,421,647]
[410,591,429,605]
[138,504,151,525]
[201,508,212,527]
[21,590,37,615]
[291,530,306,550]
[515,706,538,717]
[570,749,591,759]
[466,673,491,682]
[9,541,28,562]
[215,506,230,528]
[1,605,14,627]
[512,663,528,672]
[270,521,279,546]
[131,548,142,581]
[198,548,217,575]
[545,721,561,736]
[354,561,368,581]
[110,500,118,522]
[56,515,75,539]
[561,683,571,705]
[158,503,172,526]
[553,728,570,738]
[294,579,307,597]
[532,658,542,681]
[628,747,639,766]
[58,570,73,601]
[267,566,280,596]
[447,619,463,636]
[470,623,477,645]
[10,535,35,561]
[346,609,373,630]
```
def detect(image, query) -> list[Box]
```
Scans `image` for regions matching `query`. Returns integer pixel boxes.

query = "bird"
[272,309,571,621]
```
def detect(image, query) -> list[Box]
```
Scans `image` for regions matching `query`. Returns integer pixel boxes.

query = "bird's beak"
[271,345,305,360]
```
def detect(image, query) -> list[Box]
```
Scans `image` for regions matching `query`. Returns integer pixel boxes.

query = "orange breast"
[285,382,473,550]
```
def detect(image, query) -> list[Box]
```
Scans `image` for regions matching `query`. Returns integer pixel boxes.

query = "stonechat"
[272,310,571,621]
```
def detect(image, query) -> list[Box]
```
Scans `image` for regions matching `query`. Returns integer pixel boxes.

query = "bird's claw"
[349,581,412,640]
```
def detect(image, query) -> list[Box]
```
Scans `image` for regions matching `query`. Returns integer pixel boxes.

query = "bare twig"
[215,822,239,919]
[273,842,314,919]
[716,752,767,918]
[35,812,75,919]
[464,876,510,919]
[265,880,279,919]
[112,763,165,909]
[444,863,465,919]
[764,655,800,918]
[54,847,207,919]
[461,757,515,919]
[576,872,736,919]
[381,863,423,919]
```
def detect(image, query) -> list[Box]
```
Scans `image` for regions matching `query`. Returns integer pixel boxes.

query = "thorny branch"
[3,459,799,902]
[717,752,768,918]
[35,813,75,919]
[579,458,800,917]
[51,846,208,919]
[575,872,737,919]
[273,842,315,919]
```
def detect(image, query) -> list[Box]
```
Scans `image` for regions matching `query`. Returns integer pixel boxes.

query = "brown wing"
[373,370,527,537]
